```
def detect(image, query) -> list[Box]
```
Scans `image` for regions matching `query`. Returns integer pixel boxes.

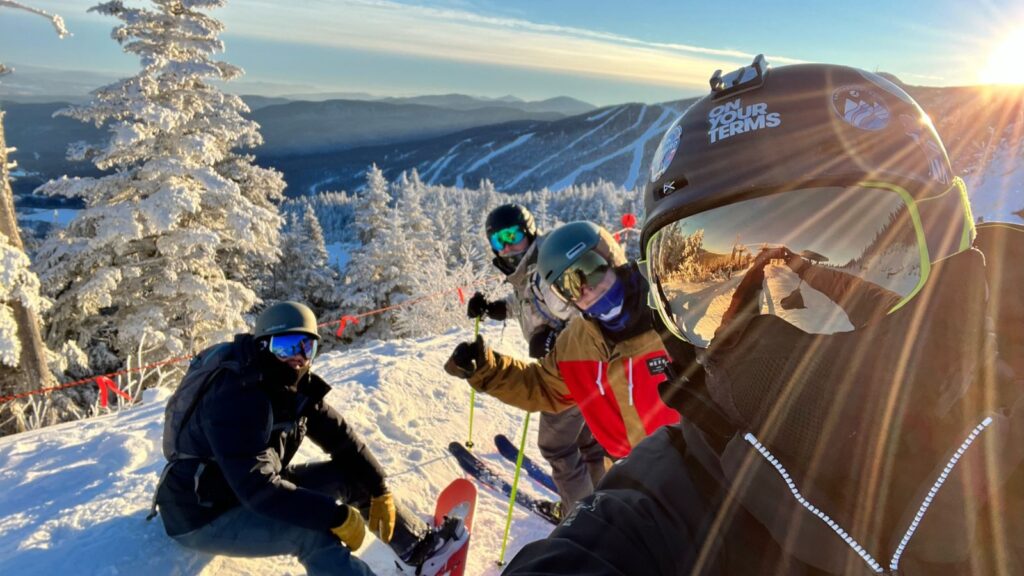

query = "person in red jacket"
[445,222,680,460]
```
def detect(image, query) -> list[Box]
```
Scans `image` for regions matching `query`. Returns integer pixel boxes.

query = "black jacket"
[156,335,387,536]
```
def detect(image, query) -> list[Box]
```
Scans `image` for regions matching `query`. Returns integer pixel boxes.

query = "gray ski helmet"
[537,221,605,287]
[254,301,320,340]
[641,56,973,272]
[485,204,537,252]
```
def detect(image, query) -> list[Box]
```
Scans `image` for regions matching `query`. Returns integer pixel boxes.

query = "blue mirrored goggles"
[268,333,319,361]
[489,226,526,251]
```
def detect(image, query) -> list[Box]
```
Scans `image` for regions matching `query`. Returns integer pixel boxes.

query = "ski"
[494,433,558,494]
[448,442,560,525]
[429,478,476,576]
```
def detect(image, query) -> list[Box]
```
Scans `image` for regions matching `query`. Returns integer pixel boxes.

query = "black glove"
[445,336,485,379]
[485,300,507,321]
[528,326,559,359]
[467,292,489,319]
[467,292,508,321]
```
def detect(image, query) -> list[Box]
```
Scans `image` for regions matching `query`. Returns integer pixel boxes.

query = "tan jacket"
[468,315,680,458]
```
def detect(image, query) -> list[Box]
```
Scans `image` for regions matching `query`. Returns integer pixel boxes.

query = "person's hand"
[330,505,366,551]
[467,292,489,319]
[444,336,485,379]
[485,300,508,321]
[468,292,508,321]
[753,246,795,268]
[368,492,396,543]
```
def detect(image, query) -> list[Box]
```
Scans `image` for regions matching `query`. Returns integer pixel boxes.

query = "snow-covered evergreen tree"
[271,205,338,312]
[355,164,390,244]
[0,234,49,367]
[31,0,284,371]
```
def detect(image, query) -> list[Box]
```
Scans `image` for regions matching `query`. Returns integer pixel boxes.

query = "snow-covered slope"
[0,323,555,575]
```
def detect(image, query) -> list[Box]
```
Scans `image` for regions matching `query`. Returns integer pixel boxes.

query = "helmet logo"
[831,86,890,131]
[650,123,682,183]
[565,242,588,260]
[708,98,781,144]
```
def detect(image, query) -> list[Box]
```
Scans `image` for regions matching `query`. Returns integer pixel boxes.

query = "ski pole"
[497,411,531,566]
[466,316,480,448]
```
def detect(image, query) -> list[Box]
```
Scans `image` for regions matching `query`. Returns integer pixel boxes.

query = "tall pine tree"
[32,0,284,370]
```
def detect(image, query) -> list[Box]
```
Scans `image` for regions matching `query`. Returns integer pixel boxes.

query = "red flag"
[336,315,360,337]
[621,213,637,229]
[96,376,130,408]
[456,287,466,305]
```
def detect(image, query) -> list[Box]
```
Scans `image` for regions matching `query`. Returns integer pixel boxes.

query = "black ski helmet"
[641,56,973,300]
[254,301,320,340]
[485,204,538,253]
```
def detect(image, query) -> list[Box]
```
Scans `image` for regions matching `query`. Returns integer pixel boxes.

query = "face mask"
[583,274,627,329]
[700,249,989,533]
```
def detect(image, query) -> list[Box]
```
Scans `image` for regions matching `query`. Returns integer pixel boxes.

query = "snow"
[966,143,1024,223]
[505,107,625,190]
[422,140,468,186]
[0,322,556,575]
[547,106,674,193]
[464,134,534,174]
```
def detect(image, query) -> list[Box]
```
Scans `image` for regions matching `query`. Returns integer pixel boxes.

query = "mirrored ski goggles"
[490,226,526,251]
[645,184,932,348]
[269,333,319,361]
[551,249,613,303]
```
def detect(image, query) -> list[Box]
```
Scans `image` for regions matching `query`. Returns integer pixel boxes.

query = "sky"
[1,0,1024,105]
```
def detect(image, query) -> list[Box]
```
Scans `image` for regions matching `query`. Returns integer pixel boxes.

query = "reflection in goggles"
[269,333,319,361]
[490,226,526,251]
[647,186,927,347]
[553,250,611,302]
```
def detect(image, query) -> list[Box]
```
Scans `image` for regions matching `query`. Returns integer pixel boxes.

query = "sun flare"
[979,27,1024,84]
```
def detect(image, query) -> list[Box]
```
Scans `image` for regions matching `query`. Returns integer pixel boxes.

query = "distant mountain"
[377,94,595,115]
[240,95,292,111]
[260,100,693,195]
[260,83,1024,226]
[249,99,570,154]
[0,97,573,188]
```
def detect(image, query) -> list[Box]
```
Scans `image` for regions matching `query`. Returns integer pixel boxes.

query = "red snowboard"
[429,477,477,576]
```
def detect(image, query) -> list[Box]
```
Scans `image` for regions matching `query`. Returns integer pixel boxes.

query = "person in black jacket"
[502,60,1024,575]
[154,302,465,576]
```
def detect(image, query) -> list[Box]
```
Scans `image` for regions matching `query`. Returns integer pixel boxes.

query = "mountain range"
[3,80,1022,225]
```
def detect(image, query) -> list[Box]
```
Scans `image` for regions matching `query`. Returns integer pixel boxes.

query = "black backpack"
[147,339,242,519]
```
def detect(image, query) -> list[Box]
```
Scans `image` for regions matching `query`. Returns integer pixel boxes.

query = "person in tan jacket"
[467,205,617,513]
[445,222,680,459]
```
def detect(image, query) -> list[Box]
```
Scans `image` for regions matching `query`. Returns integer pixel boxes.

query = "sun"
[979,27,1024,84]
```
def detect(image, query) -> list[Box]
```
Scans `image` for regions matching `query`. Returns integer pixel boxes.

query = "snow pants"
[172,460,429,575]
[539,406,611,510]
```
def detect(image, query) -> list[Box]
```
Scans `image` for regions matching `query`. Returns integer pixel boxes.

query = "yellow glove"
[330,505,366,551]
[369,492,397,543]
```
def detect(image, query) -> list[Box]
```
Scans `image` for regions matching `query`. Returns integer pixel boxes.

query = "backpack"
[147,339,242,520]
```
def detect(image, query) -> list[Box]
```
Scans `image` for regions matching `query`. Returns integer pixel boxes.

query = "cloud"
[225,0,806,90]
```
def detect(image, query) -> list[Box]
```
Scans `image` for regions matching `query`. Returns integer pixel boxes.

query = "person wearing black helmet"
[502,57,1024,575]
[446,221,680,470]
[152,302,467,576]
[468,204,613,513]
